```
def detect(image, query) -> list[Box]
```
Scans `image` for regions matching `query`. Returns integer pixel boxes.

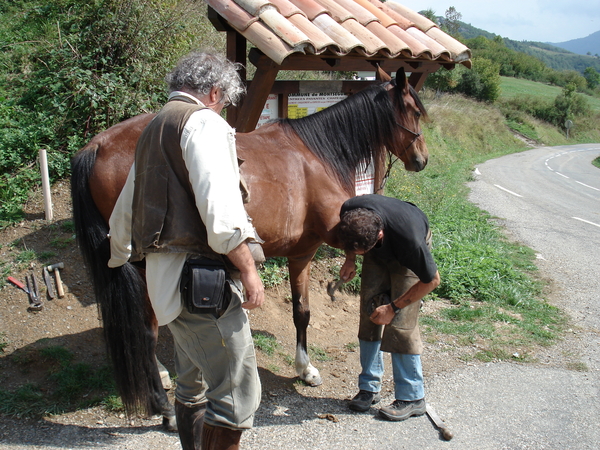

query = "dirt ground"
[0,181,556,431]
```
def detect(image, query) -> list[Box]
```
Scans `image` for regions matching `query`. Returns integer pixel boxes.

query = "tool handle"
[441,427,454,441]
[7,276,26,291]
[54,270,65,298]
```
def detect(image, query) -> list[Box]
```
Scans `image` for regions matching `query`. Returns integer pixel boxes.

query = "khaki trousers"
[167,279,261,430]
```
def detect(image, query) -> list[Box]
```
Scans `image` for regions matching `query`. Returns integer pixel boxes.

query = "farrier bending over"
[338,194,440,422]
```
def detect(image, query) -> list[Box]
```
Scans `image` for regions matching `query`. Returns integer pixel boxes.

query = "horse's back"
[85,114,155,222]
[237,123,350,257]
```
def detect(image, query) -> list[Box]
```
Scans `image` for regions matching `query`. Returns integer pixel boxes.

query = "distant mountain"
[550,31,600,57]
[450,20,600,74]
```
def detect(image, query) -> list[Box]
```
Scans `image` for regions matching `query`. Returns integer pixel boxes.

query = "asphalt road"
[2,144,599,449]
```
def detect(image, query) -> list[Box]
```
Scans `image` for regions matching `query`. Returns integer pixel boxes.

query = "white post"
[39,149,53,221]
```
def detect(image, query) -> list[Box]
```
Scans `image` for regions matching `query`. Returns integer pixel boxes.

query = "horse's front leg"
[288,253,322,387]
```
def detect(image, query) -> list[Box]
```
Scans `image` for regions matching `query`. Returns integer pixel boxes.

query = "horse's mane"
[278,81,426,191]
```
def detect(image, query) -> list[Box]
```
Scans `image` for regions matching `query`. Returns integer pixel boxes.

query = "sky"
[395,0,600,43]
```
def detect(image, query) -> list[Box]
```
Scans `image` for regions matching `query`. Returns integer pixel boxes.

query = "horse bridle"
[378,80,423,192]
[378,122,423,192]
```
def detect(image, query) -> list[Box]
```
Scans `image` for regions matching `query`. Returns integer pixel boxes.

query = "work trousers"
[167,278,261,430]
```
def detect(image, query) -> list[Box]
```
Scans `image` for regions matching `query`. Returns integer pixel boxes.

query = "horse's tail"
[70,145,154,415]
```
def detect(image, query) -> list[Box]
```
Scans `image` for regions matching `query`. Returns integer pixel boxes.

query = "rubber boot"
[175,400,206,450]
[201,423,243,450]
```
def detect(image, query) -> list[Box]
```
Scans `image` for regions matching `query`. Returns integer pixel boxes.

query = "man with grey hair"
[108,50,263,450]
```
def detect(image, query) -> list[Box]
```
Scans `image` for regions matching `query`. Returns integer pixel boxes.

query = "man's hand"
[239,269,264,309]
[227,241,265,309]
[340,254,357,282]
[370,304,395,325]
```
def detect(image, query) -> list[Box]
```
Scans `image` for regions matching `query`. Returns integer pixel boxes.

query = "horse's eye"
[415,111,422,119]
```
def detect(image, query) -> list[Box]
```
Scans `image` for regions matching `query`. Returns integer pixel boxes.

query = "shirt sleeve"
[181,109,255,255]
[108,163,135,267]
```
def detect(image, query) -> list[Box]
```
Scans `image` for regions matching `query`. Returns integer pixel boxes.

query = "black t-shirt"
[340,195,438,283]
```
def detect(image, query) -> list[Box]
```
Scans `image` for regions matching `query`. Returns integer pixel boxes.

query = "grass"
[500,76,600,112]
[378,91,569,360]
[593,157,600,169]
[0,345,116,418]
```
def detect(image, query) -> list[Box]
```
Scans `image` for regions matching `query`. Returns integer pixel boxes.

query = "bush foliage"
[0,0,222,222]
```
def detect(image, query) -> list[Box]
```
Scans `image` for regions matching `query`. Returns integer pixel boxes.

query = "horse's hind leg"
[145,306,177,431]
[288,253,322,387]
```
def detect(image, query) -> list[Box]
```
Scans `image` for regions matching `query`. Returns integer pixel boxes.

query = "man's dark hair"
[338,208,383,252]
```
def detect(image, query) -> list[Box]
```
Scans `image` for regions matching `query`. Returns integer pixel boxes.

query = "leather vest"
[130,99,219,262]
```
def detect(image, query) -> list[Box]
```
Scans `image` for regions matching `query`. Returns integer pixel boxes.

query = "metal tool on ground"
[7,276,30,295]
[326,279,345,301]
[25,272,42,311]
[42,267,56,299]
[47,262,65,298]
[426,403,453,441]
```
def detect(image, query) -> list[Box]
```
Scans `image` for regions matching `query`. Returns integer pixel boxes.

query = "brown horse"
[70,68,429,429]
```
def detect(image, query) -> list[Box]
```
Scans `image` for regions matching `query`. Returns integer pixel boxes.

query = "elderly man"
[109,50,264,450]
[338,194,440,422]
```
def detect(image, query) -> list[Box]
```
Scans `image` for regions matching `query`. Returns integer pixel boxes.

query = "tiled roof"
[206,0,471,67]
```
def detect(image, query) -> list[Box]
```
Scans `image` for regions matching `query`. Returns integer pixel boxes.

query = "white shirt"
[108,91,254,325]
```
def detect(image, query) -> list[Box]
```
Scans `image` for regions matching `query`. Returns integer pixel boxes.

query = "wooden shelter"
[206,0,472,131]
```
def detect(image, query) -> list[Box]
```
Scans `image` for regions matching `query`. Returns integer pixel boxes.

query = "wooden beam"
[249,49,444,74]
[226,31,247,127]
[235,58,279,132]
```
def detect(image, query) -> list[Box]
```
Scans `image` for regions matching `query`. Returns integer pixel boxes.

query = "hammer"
[47,262,65,298]
[326,279,345,301]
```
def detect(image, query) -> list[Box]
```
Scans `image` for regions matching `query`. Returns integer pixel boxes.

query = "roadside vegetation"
[1,0,598,418]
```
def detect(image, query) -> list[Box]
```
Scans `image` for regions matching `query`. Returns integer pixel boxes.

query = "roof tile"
[208,0,471,66]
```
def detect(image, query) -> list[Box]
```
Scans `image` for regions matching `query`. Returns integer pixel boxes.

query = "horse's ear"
[395,67,408,89]
[375,65,392,82]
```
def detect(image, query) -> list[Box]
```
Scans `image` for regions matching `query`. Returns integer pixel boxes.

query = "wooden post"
[39,149,53,221]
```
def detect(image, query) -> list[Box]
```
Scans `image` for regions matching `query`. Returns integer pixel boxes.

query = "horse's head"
[377,66,429,172]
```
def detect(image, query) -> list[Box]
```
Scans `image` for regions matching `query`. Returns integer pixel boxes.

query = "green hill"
[456,21,600,74]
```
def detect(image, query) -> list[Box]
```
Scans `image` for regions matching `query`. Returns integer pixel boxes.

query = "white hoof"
[295,345,323,386]
[299,363,322,387]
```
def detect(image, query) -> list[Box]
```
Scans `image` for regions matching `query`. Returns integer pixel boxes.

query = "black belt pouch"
[180,258,231,315]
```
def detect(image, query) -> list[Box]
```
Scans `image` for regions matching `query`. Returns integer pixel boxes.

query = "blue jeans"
[357,339,424,401]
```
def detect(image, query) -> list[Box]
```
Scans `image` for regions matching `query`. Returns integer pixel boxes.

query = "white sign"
[256,94,279,128]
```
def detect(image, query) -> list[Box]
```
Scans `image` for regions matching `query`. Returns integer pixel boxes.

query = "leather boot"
[175,400,206,450]
[201,423,243,450]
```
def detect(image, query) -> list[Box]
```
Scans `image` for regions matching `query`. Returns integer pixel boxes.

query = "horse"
[70,67,429,429]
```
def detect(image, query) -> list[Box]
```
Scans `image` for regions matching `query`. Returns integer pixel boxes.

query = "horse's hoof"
[300,364,323,387]
[162,414,178,432]
[303,373,323,387]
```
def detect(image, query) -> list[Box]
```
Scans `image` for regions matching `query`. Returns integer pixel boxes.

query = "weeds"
[0,345,116,418]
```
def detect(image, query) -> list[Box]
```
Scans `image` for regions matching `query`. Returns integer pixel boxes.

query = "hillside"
[551,30,600,57]
[455,21,600,74]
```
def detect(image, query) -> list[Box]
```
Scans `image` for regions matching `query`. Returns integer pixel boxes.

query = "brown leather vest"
[130,99,219,262]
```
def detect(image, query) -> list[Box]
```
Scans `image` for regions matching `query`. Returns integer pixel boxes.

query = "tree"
[420,8,438,25]
[443,6,462,37]
[456,57,501,102]
[584,67,600,89]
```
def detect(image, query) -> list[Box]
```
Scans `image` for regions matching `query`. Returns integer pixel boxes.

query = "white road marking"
[494,184,523,197]
[555,172,569,179]
[575,181,600,192]
[572,217,600,228]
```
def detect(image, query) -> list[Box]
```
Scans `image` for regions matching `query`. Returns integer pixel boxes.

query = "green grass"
[593,157,600,169]
[500,76,600,112]
[252,331,280,356]
[0,345,116,418]
[379,92,568,360]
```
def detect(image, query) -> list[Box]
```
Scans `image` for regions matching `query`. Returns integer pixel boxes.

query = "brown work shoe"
[379,399,426,421]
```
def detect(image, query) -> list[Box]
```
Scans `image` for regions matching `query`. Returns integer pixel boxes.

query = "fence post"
[39,149,53,221]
